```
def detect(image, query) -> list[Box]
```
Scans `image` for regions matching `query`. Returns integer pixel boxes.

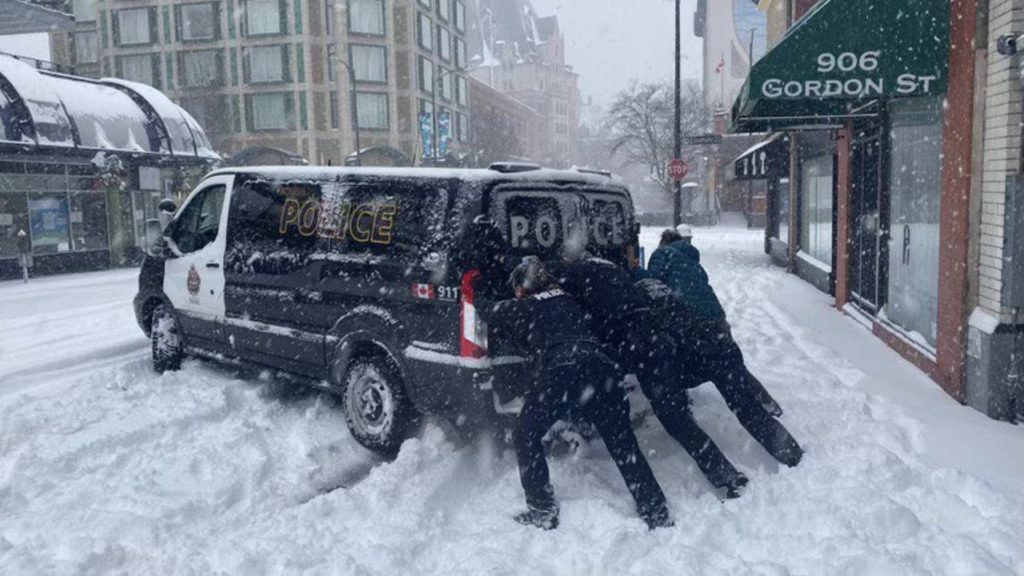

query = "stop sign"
[668,158,688,181]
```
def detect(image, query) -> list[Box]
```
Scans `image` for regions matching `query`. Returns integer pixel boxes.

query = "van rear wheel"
[341,356,418,458]
[151,304,183,373]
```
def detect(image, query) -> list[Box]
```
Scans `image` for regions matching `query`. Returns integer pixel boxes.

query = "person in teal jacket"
[643,224,802,467]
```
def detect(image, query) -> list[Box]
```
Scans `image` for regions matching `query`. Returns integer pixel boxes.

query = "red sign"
[668,158,689,181]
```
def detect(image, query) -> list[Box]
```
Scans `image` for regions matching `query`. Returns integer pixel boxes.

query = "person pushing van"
[476,257,672,531]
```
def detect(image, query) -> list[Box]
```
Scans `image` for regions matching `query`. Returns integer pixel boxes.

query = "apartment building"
[69,0,472,166]
[467,0,578,168]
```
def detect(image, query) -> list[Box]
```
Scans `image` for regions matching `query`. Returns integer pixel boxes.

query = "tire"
[151,303,183,373]
[340,356,418,458]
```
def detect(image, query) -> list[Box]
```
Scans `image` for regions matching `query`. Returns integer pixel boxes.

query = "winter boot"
[515,506,559,530]
[640,503,674,530]
[722,471,749,500]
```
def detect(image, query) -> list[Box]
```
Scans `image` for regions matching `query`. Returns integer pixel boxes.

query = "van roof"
[204,166,628,191]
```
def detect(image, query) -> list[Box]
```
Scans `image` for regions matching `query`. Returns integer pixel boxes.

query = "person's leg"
[715,321,784,417]
[712,364,803,467]
[513,389,565,528]
[581,364,672,528]
[644,383,747,495]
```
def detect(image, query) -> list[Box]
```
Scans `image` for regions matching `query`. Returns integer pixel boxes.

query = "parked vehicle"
[134,164,638,457]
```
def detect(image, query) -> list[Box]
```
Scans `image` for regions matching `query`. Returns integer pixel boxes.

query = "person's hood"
[667,240,701,263]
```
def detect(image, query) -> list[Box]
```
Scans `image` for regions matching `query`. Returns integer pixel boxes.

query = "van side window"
[324,181,449,263]
[225,179,325,275]
[171,185,226,254]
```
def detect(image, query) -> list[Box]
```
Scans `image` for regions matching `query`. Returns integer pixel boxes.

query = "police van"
[134,164,638,456]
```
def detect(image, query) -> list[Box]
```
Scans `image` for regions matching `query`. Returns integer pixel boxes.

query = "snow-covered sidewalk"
[0,223,1021,575]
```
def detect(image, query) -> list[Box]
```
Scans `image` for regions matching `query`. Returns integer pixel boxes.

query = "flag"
[412,283,435,300]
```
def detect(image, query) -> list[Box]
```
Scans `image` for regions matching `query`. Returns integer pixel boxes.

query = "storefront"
[0,55,219,279]
[732,0,975,399]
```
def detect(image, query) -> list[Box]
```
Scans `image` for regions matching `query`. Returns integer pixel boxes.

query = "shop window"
[775,177,790,242]
[799,154,833,267]
[351,44,387,82]
[28,193,71,255]
[884,97,943,349]
[245,0,283,36]
[75,31,98,64]
[0,193,29,259]
[348,0,384,35]
[356,92,388,129]
[70,192,108,251]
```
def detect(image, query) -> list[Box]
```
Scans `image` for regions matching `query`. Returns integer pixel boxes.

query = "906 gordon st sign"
[761,51,940,100]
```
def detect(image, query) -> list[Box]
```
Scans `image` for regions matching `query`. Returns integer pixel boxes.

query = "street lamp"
[332,56,362,166]
[673,0,682,226]
[431,65,458,165]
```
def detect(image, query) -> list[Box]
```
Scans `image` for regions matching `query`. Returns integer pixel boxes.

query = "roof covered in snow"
[0,0,73,35]
[469,0,559,66]
[0,55,218,160]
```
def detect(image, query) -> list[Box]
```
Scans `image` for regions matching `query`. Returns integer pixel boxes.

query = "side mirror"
[144,219,168,258]
[158,198,177,230]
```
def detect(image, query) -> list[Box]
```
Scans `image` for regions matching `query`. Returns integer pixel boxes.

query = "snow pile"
[0,223,1022,575]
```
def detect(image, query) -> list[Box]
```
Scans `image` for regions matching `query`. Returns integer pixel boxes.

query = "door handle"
[206,262,221,269]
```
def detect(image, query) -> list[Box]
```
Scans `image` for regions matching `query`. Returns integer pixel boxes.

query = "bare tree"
[606,80,707,192]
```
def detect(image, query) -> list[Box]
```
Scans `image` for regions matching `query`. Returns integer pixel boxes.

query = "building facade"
[70,0,472,166]
[732,0,1023,421]
[0,54,218,280]
[467,75,537,165]
[0,0,75,66]
[694,0,767,112]
[467,0,578,168]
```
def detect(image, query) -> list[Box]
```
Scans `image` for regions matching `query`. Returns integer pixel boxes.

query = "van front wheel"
[151,304,183,373]
[341,356,418,458]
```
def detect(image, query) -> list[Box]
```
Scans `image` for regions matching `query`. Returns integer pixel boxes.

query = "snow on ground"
[1,219,1022,575]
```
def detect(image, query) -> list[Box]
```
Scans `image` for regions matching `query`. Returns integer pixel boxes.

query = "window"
[351,44,387,82]
[181,50,222,87]
[417,0,430,7]
[118,54,157,86]
[327,44,338,81]
[246,0,283,36]
[356,92,388,129]
[418,56,433,92]
[330,91,340,129]
[248,93,293,130]
[437,0,449,21]
[181,96,228,133]
[325,0,335,33]
[456,112,467,142]
[348,0,384,35]
[438,68,452,100]
[0,190,29,258]
[28,194,71,254]
[117,8,151,46]
[247,45,287,83]
[454,0,465,32]
[437,26,451,61]
[225,180,324,275]
[456,75,467,106]
[178,3,218,41]
[73,0,97,22]
[454,37,466,69]
[171,185,226,254]
[799,153,833,268]
[418,13,433,51]
[75,31,98,64]
[70,192,108,251]
[332,181,449,262]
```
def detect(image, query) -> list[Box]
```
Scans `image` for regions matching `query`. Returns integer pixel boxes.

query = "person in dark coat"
[477,256,673,531]
[641,227,802,467]
[553,255,750,497]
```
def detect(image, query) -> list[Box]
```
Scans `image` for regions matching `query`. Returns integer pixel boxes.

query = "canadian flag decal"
[412,283,435,300]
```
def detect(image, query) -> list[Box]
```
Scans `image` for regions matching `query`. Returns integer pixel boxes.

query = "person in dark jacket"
[641,227,802,467]
[553,255,750,497]
[478,256,673,530]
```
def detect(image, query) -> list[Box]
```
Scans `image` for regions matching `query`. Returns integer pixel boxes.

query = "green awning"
[732,0,950,132]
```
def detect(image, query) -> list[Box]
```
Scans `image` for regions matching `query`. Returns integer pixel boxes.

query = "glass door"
[850,128,884,311]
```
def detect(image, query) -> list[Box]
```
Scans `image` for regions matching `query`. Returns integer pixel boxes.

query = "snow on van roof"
[206,166,627,189]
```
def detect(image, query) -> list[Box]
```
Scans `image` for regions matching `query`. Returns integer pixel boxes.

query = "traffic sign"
[668,158,688,181]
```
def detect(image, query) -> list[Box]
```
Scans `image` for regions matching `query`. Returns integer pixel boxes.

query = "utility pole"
[673,0,682,226]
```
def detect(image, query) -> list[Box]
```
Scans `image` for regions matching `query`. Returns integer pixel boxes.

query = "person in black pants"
[554,256,751,497]
[478,256,673,531]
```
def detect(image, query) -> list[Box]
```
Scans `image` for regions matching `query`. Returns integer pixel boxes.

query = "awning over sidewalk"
[732,0,949,132]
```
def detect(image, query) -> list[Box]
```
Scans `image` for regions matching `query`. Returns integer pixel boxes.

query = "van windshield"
[490,186,633,265]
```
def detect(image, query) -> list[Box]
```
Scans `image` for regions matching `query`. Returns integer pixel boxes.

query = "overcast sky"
[531,0,703,109]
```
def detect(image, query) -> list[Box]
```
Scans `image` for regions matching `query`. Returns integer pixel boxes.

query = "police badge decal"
[187,265,201,302]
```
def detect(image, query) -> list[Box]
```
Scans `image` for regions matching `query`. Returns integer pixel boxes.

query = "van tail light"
[460,270,489,359]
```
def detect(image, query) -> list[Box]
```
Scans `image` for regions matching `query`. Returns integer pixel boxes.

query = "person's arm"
[646,248,670,281]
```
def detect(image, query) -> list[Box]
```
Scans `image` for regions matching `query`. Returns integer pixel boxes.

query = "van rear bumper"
[402,345,531,416]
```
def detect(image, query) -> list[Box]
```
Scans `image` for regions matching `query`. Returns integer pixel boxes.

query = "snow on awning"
[0,54,218,159]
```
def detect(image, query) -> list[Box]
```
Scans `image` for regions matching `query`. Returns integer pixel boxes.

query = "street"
[0,220,1021,575]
